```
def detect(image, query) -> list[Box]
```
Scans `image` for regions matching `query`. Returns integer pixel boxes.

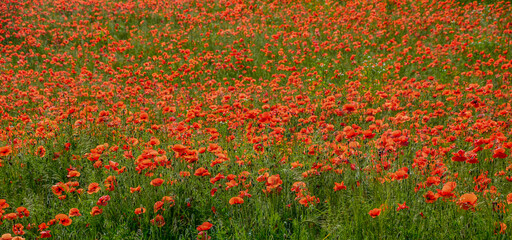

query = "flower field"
[1,0,512,238]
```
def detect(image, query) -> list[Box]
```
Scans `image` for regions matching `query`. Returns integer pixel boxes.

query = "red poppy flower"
[134,207,146,215]
[69,208,81,217]
[55,214,72,226]
[16,207,29,218]
[368,208,381,218]
[194,167,210,177]
[130,186,141,193]
[396,202,409,211]
[3,212,17,220]
[87,183,100,194]
[1,234,13,240]
[210,188,218,196]
[148,137,160,146]
[342,104,357,112]
[424,191,439,203]
[96,195,111,206]
[172,144,188,153]
[150,178,164,187]
[154,201,164,213]
[90,206,103,216]
[67,170,81,178]
[451,150,467,162]
[457,193,477,210]
[151,214,165,227]
[0,199,9,209]
[391,168,409,181]
[12,223,24,235]
[265,174,283,193]
[0,145,12,156]
[197,221,213,231]
[493,148,507,159]
[36,146,46,158]
[437,181,456,198]
[38,223,48,231]
[40,230,51,238]
[333,182,347,191]
[229,197,244,205]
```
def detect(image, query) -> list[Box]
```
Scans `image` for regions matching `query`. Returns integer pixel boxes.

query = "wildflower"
[493,148,507,159]
[16,207,29,218]
[210,188,218,196]
[342,104,357,112]
[134,207,146,215]
[47,219,56,226]
[4,212,17,220]
[130,186,141,193]
[67,170,81,178]
[0,146,12,156]
[197,222,213,231]
[264,174,283,193]
[172,144,188,153]
[52,182,69,196]
[38,223,48,231]
[424,191,439,203]
[151,214,165,227]
[104,176,117,191]
[457,193,477,210]
[40,231,51,238]
[162,196,175,206]
[291,161,303,169]
[13,223,24,235]
[154,201,164,212]
[150,178,164,187]
[437,181,456,198]
[229,197,244,205]
[291,182,307,192]
[0,199,8,209]
[396,202,409,211]
[69,208,81,217]
[391,167,409,181]
[90,206,103,216]
[194,167,210,177]
[451,150,467,162]
[209,173,224,184]
[369,208,381,218]
[55,214,72,226]
[298,195,320,207]
[36,146,46,158]
[87,183,101,194]
[1,234,13,240]
[96,195,111,206]
[148,137,160,146]
[333,182,347,191]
